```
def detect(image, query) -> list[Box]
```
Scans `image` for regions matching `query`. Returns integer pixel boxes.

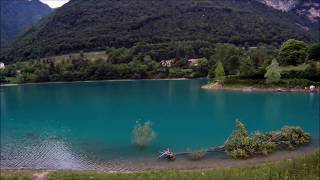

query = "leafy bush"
[224,120,254,159]
[281,69,307,79]
[265,59,281,84]
[278,126,311,150]
[223,76,264,86]
[308,43,320,61]
[225,120,311,159]
[305,62,320,80]
[214,61,226,81]
[229,148,249,159]
[168,68,193,78]
[132,121,156,148]
[108,48,133,64]
[282,78,320,87]
[251,132,276,156]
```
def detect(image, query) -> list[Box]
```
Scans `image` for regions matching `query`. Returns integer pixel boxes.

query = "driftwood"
[158,148,176,161]
[175,145,226,156]
[159,145,226,161]
[207,145,225,152]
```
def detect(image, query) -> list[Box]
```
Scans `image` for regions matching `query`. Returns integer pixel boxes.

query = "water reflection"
[1,135,94,170]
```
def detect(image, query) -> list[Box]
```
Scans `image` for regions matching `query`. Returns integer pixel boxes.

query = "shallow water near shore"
[1,79,319,170]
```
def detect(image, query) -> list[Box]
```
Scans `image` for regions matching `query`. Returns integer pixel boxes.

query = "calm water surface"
[1,79,319,169]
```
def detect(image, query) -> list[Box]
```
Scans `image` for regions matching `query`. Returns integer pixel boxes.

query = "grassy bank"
[1,151,319,180]
[202,76,320,92]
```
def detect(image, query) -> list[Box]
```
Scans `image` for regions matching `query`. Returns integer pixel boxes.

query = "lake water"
[1,79,319,170]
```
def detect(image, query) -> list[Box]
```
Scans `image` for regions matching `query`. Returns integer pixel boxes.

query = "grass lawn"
[1,151,319,180]
[43,51,108,63]
[4,77,18,84]
[277,63,309,72]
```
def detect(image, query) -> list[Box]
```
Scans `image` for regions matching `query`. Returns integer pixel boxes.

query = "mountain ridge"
[0,0,52,46]
[1,0,318,63]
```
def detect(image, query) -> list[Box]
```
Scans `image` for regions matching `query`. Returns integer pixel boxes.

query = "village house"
[0,62,5,69]
[188,58,200,66]
[160,59,175,67]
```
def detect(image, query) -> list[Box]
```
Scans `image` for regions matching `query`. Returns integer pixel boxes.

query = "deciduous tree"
[264,59,281,84]
[279,39,307,65]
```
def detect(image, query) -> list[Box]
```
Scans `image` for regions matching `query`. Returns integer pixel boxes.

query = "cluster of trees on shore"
[0,39,319,85]
[132,120,311,161]
[211,39,319,86]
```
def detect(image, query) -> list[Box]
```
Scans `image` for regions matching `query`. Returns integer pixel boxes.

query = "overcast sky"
[40,0,70,8]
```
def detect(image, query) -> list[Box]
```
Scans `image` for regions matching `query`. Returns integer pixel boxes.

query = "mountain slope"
[0,0,52,46]
[256,0,320,22]
[1,0,318,63]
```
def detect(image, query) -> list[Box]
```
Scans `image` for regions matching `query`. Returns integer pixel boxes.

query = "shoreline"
[2,79,319,94]
[1,142,319,172]
[1,149,319,180]
[202,83,320,93]
[0,78,195,87]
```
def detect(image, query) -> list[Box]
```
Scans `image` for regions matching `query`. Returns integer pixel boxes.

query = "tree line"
[1,39,319,85]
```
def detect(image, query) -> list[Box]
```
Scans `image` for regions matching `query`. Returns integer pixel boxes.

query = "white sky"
[40,0,70,8]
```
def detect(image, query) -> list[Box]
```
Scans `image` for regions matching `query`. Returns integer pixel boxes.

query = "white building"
[0,62,5,69]
[310,85,316,92]
[160,59,175,67]
[188,59,200,66]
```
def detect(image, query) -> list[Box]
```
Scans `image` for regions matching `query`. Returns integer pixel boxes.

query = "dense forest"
[1,39,319,87]
[1,0,318,63]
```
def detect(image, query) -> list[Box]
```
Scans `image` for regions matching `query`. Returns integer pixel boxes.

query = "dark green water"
[1,79,319,169]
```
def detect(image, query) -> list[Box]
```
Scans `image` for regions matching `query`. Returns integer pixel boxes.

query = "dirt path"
[32,171,50,180]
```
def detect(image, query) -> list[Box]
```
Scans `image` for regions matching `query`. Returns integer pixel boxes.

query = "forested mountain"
[0,0,52,47]
[1,0,318,63]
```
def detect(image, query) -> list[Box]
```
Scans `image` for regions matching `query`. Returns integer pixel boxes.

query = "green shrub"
[251,131,276,156]
[223,76,264,86]
[279,126,311,150]
[282,78,320,87]
[308,43,320,61]
[224,120,253,159]
[168,68,192,78]
[132,121,156,148]
[229,148,249,159]
[281,69,307,79]
[225,120,311,159]
[214,61,226,81]
[265,59,281,84]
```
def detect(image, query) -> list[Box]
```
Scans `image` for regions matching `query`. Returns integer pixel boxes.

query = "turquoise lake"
[0,79,319,170]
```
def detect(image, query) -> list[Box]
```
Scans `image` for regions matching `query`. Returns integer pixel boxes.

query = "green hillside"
[1,0,318,63]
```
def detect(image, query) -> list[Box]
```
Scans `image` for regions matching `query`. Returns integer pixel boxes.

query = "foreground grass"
[0,170,35,180]
[1,151,319,180]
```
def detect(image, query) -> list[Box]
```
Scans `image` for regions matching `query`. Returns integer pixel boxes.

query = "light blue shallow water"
[0,79,319,169]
